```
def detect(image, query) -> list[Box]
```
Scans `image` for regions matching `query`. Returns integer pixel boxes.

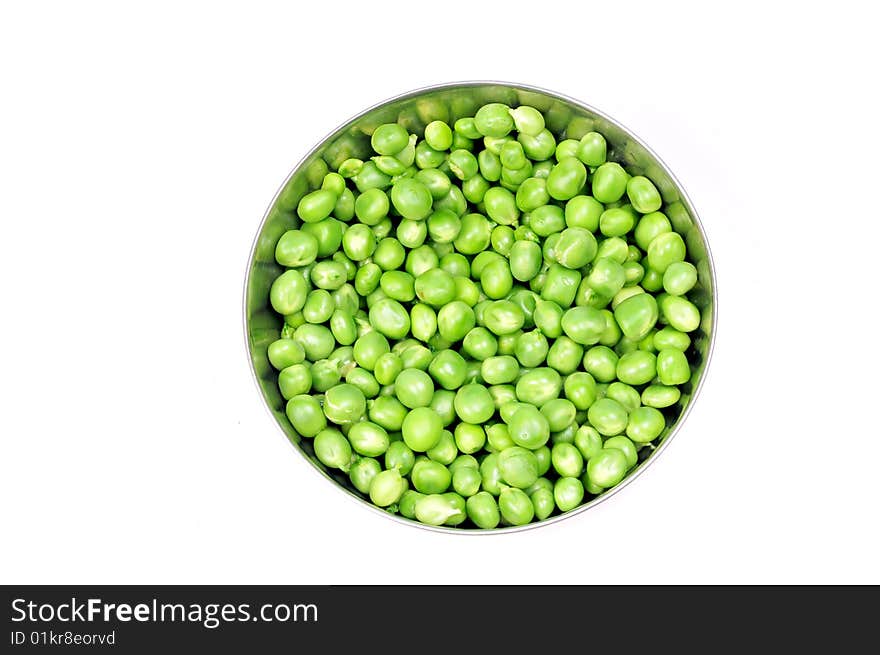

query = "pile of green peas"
[266,101,702,529]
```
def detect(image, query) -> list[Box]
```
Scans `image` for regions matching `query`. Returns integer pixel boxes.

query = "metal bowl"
[244,81,716,533]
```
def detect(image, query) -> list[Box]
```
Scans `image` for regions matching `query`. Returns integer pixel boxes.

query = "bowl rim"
[243,80,718,535]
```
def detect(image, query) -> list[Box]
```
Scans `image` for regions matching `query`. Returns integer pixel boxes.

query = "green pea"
[498,487,534,525]
[270,270,309,316]
[482,300,525,336]
[410,269,454,309]
[395,219,426,248]
[326,309,356,346]
[533,299,563,338]
[454,212,492,254]
[373,352,403,387]
[424,349,464,391]
[616,351,657,386]
[625,406,665,444]
[454,276,481,306]
[467,491,501,528]
[401,406,444,452]
[587,397,628,436]
[512,330,547,368]
[369,396,408,431]
[641,384,681,408]
[564,195,602,232]
[516,177,550,212]
[564,371,597,411]
[268,339,305,370]
[577,132,607,167]
[603,435,638,469]
[634,211,672,251]
[448,149,479,181]
[659,294,701,332]
[394,368,434,409]
[422,120,452,151]
[436,301,476,342]
[591,162,628,203]
[585,257,625,298]
[498,446,539,489]
[553,477,585,512]
[367,468,408,507]
[354,161,392,193]
[656,348,691,385]
[613,292,659,341]
[536,396,576,434]
[321,383,365,424]
[491,225,516,256]
[480,453,503,495]
[474,103,514,137]
[453,383,495,424]
[293,323,335,361]
[353,331,390,370]
[376,271,413,303]
[301,289,333,324]
[558,306,605,347]
[349,456,381,494]
[383,440,416,476]
[398,490,423,519]
[516,367,563,408]
[275,229,318,268]
[460,174,488,204]
[546,158,588,200]
[345,367,380,399]
[448,423,483,455]
[366,298,409,340]
[371,123,408,156]
[422,389,452,427]
[462,327,498,361]
[296,188,337,223]
[411,458,452,494]
[496,331,522,357]
[508,105,544,136]
[415,140,445,169]
[605,382,640,413]
[477,149,502,181]
[414,492,465,526]
[480,259,514,299]
[509,240,543,282]
[529,204,566,237]
[599,206,637,237]
[531,160,553,179]
[454,117,482,139]
[452,466,483,497]
[278,364,311,399]
[485,422,514,451]
[541,264,581,308]
[545,336,583,375]
[314,428,353,472]
[531,487,555,520]
[552,227,597,270]
[285,394,326,437]
[662,261,698,296]
[338,158,364,179]
[574,425,603,461]
[346,420,389,457]
[554,139,580,161]
[518,128,557,161]
[481,186,518,226]
[310,359,340,392]
[586,448,628,488]
[425,429,457,466]
[480,355,519,385]
[423,211,460,246]
[506,404,550,449]
[626,175,662,214]
[390,178,432,221]
[647,232,686,274]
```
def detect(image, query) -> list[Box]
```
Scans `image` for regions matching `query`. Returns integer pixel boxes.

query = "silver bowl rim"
[243,80,718,535]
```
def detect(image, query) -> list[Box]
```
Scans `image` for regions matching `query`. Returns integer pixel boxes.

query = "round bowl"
[244,81,717,533]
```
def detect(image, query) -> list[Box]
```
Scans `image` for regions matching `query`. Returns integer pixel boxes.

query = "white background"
[2,1,878,584]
